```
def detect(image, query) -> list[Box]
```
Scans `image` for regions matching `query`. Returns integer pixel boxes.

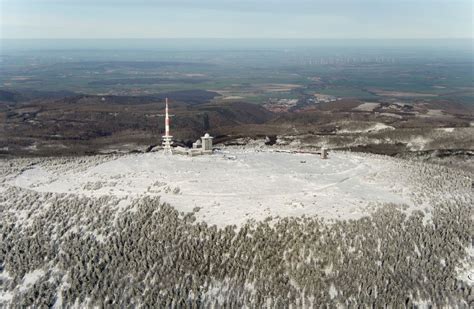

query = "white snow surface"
[20,269,45,291]
[354,102,380,112]
[6,149,423,227]
[0,272,13,304]
[338,123,395,134]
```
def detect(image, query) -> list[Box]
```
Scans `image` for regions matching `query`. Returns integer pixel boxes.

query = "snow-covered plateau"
[0,148,472,307]
[8,149,431,226]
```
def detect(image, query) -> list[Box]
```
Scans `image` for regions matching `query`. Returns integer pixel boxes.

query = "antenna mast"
[160,98,174,155]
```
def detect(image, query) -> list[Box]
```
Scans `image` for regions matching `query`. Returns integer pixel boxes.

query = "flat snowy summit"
[6,148,461,227]
[1,147,472,307]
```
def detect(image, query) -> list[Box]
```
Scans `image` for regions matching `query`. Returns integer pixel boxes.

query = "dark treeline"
[1,182,472,307]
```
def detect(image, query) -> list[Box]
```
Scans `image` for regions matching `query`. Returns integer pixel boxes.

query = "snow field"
[8,149,444,227]
[1,148,472,307]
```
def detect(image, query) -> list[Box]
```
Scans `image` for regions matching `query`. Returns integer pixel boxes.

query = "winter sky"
[1,0,472,39]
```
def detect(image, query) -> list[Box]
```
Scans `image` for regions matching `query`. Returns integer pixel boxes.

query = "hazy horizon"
[1,38,473,51]
[1,0,472,40]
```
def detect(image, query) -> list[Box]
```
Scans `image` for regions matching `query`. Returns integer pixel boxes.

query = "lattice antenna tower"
[158,98,175,155]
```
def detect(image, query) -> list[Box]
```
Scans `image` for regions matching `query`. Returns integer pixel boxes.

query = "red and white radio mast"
[161,98,174,155]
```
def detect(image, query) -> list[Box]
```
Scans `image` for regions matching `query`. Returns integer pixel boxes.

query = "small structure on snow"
[192,139,202,149]
[201,133,213,153]
[321,147,328,159]
[189,133,214,156]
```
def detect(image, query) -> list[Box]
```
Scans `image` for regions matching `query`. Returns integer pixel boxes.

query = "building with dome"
[187,133,214,156]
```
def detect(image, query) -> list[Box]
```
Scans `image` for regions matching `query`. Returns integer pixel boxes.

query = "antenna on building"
[158,98,175,155]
